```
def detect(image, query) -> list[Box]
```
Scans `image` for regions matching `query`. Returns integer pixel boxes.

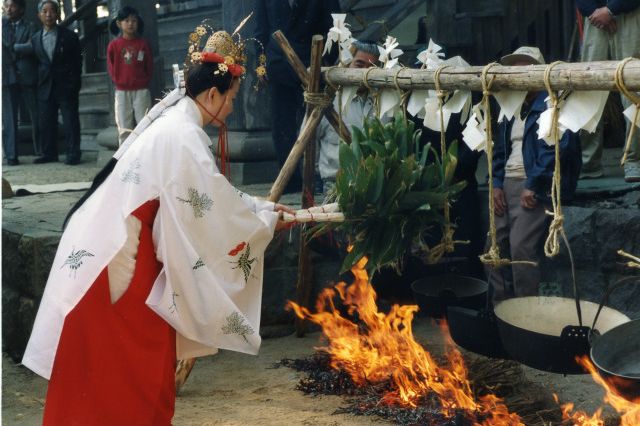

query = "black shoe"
[6,158,19,166]
[65,158,81,165]
[33,156,58,164]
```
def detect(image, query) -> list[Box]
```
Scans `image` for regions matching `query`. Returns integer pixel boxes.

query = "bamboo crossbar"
[321,60,640,92]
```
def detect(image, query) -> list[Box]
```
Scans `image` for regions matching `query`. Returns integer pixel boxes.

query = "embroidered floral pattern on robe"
[61,248,95,278]
[177,187,213,218]
[193,258,205,270]
[121,159,142,184]
[221,311,254,342]
[229,242,256,283]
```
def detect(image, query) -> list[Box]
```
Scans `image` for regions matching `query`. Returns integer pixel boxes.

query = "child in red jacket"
[107,6,153,144]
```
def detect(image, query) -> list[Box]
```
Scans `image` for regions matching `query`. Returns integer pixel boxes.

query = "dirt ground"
[2,319,619,426]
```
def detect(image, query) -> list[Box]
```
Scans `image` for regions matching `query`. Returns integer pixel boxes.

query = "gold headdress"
[184,14,267,84]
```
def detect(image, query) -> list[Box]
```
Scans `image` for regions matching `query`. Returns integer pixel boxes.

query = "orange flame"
[287,256,523,425]
[558,357,639,425]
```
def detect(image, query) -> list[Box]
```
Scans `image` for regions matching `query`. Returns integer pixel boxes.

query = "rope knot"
[303,91,332,109]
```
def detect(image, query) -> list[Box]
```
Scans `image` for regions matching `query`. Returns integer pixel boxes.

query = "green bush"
[310,112,466,275]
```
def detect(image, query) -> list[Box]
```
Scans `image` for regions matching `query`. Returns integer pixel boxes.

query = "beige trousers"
[114,89,151,145]
[485,178,549,302]
[579,8,640,172]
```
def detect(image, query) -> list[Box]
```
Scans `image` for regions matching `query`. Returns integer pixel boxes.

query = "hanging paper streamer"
[410,51,472,132]
[494,90,528,123]
[323,13,355,64]
[462,104,490,152]
[375,36,404,119]
[537,90,608,146]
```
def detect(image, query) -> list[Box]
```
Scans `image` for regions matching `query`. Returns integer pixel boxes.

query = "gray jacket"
[2,16,38,86]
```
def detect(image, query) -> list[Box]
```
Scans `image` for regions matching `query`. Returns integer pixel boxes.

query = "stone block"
[2,288,37,362]
[593,209,640,271]
[226,161,279,186]
[220,131,276,162]
[546,206,598,270]
[2,230,26,293]
[261,266,298,325]
[96,126,119,151]
[18,234,60,299]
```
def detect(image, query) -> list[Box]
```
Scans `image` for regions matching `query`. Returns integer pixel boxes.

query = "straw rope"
[303,91,333,109]
[478,64,536,268]
[281,203,345,223]
[425,65,469,264]
[542,61,566,258]
[393,66,411,120]
[363,66,381,117]
[618,249,640,270]
[325,67,345,143]
[614,57,640,166]
[479,64,513,267]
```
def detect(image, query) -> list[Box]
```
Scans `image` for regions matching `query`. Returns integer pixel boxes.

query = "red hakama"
[43,200,176,425]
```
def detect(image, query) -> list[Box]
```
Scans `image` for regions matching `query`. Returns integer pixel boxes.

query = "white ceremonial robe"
[23,97,278,379]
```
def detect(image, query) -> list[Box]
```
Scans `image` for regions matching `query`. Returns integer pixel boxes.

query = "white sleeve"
[147,140,278,358]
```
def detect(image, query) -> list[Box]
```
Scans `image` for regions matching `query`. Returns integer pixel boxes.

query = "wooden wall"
[424,0,577,65]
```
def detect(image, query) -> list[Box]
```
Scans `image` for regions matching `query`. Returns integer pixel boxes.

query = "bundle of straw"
[281,203,345,223]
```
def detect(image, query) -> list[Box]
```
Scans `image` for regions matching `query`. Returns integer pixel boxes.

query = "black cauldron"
[410,274,487,318]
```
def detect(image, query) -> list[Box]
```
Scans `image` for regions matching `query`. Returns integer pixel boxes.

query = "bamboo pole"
[272,31,352,144]
[294,35,324,337]
[321,60,640,92]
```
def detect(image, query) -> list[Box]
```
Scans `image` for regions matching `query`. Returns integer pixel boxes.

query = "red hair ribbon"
[201,51,246,77]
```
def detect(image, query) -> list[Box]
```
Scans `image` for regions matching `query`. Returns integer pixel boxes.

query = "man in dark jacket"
[2,0,38,165]
[32,0,83,165]
[575,0,640,182]
[254,0,339,193]
[487,46,582,301]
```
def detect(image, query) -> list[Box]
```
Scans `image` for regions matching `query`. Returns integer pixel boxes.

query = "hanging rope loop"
[542,61,566,258]
[393,66,411,119]
[425,64,465,264]
[614,57,640,166]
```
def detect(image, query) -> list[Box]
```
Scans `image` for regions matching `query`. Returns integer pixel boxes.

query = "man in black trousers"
[2,0,38,165]
[254,0,339,193]
[32,0,82,165]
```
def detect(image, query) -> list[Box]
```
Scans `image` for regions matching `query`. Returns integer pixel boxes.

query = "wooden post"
[294,35,324,337]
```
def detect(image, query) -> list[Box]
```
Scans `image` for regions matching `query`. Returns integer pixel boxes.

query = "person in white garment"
[314,40,383,195]
[21,25,293,425]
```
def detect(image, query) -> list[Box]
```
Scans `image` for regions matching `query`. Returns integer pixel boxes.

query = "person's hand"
[493,188,507,216]
[589,7,617,33]
[274,203,295,231]
[604,19,618,34]
[520,189,537,209]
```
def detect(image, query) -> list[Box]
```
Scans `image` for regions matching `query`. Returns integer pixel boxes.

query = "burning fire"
[558,357,640,425]
[287,256,523,425]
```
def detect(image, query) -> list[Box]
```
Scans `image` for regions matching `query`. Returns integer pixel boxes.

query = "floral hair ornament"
[184,13,267,88]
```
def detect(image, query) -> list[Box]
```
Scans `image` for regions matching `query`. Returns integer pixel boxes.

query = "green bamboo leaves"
[312,112,465,275]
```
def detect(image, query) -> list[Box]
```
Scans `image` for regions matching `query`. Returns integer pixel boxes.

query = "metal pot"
[411,274,487,318]
[588,276,640,401]
[590,319,640,401]
[494,296,630,374]
[447,305,510,359]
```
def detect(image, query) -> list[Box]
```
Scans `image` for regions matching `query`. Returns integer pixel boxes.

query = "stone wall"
[3,189,639,361]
